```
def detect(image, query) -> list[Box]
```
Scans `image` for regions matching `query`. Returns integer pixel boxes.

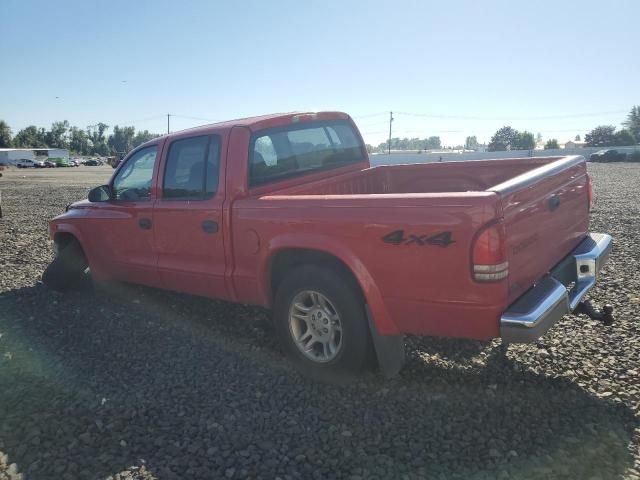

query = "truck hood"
[67,199,92,210]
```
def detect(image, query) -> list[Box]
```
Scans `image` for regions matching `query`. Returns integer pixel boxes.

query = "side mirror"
[88,185,112,202]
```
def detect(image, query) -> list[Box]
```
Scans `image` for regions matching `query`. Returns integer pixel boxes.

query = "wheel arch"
[270,248,363,302]
[261,235,398,335]
[53,231,82,250]
[50,223,97,271]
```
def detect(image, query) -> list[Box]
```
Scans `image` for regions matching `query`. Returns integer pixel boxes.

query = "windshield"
[249,120,364,186]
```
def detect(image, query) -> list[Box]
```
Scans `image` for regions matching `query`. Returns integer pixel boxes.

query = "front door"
[92,143,162,287]
[153,133,229,299]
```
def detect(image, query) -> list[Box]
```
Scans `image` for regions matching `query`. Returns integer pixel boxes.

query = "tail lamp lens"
[472,221,508,281]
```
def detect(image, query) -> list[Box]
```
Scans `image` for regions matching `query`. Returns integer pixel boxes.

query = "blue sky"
[2,0,638,146]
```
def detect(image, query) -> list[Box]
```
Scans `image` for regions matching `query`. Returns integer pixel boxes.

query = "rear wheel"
[274,265,373,374]
[42,241,88,291]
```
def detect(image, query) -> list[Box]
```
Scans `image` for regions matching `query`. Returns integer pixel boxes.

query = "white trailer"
[0,149,36,166]
[0,148,70,166]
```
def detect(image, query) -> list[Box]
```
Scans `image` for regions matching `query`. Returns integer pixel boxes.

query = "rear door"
[496,157,590,302]
[153,133,230,299]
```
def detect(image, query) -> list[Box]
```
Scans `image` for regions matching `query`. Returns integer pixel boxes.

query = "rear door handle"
[138,217,152,230]
[201,220,219,234]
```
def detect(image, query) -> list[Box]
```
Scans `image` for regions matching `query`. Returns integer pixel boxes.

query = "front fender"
[260,233,399,336]
[49,219,87,247]
[49,219,104,279]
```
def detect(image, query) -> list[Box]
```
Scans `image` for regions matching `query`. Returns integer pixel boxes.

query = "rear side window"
[249,120,364,186]
[163,135,220,199]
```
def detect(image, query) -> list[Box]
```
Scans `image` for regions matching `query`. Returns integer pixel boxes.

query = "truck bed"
[271,157,567,196]
[245,155,590,338]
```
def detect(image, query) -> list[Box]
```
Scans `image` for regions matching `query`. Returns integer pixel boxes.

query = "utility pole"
[387,111,394,155]
[167,113,171,134]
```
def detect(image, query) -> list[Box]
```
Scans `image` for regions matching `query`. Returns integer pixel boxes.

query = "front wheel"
[42,241,88,291]
[273,265,373,374]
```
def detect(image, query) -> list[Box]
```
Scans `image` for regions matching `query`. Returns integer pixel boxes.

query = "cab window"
[162,135,220,199]
[112,145,158,201]
[249,120,364,187]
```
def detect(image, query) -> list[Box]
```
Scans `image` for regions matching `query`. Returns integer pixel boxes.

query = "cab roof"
[164,111,352,140]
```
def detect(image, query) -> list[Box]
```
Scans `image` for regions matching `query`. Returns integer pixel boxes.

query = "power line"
[394,110,628,121]
[362,129,465,136]
[108,114,166,126]
[388,112,393,154]
[351,112,388,119]
[166,114,224,134]
[356,120,391,128]
[108,110,625,128]
[532,127,599,133]
[394,129,464,134]
[172,114,221,123]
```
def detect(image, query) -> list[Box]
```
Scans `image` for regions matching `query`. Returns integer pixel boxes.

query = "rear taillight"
[472,221,508,281]
[586,174,593,211]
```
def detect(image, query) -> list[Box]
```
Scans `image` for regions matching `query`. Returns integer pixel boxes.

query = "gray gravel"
[0,164,639,479]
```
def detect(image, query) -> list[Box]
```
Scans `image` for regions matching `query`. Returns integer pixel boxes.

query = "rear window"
[249,120,364,186]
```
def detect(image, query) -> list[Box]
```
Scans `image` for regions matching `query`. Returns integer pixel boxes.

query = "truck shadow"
[0,283,637,479]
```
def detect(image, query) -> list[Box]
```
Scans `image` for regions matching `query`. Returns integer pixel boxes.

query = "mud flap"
[366,305,405,378]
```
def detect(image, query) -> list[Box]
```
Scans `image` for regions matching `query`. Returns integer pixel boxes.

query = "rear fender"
[261,233,399,335]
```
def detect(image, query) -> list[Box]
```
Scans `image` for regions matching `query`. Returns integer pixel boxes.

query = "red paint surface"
[49,112,590,340]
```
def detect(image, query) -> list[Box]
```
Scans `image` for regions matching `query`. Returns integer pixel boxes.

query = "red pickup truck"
[45,111,612,375]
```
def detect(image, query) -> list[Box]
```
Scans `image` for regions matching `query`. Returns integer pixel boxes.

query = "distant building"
[0,148,70,165]
[564,140,587,149]
[0,148,34,165]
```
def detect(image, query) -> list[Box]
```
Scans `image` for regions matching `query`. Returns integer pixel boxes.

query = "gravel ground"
[0,164,638,480]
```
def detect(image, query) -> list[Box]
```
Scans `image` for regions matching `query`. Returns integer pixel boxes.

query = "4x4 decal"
[382,230,455,247]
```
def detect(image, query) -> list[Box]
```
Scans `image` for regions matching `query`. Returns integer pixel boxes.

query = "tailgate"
[491,156,590,303]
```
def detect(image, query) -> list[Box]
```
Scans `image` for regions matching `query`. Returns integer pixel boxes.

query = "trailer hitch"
[575,300,615,326]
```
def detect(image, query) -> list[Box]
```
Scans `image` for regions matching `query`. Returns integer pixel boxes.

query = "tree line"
[0,120,160,156]
[372,136,442,152]
[2,106,638,155]
[365,106,640,153]
[466,106,639,152]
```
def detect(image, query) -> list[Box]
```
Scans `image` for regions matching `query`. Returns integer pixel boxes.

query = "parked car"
[589,149,627,162]
[84,159,100,166]
[52,159,72,167]
[16,159,37,168]
[44,160,57,168]
[44,111,612,376]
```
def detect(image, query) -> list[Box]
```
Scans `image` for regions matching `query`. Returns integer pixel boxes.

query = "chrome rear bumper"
[500,233,612,343]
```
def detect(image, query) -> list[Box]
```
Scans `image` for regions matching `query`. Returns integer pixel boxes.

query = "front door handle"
[201,220,219,234]
[138,217,152,230]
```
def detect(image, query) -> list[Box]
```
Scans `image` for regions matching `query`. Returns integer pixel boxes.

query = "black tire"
[273,265,373,375]
[42,241,88,292]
